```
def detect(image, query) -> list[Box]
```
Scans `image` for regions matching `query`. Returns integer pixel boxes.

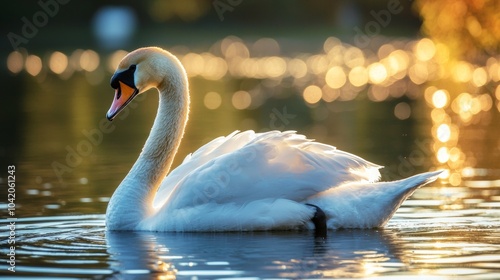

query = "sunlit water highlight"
[1,182,499,279]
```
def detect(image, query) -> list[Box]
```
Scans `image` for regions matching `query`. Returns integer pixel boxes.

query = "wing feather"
[153,130,381,212]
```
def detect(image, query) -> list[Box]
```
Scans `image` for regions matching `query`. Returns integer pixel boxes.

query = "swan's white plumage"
[105,47,442,232]
[142,130,383,231]
[152,130,381,209]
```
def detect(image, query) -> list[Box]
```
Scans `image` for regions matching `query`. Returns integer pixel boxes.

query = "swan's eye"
[110,64,137,89]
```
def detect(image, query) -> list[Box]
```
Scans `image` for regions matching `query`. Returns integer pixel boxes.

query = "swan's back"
[150,131,381,217]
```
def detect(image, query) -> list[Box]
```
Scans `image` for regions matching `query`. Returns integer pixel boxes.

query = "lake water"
[1,37,500,279]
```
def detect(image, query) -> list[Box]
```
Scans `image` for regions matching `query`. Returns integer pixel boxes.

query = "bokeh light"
[432,89,449,109]
[25,55,42,76]
[80,50,100,72]
[49,51,68,74]
[394,102,411,120]
[367,63,387,84]
[232,91,251,110]
[325,66,346,89]
[7,51,24,74]
[204,92,222,110]
[303,85,323,104]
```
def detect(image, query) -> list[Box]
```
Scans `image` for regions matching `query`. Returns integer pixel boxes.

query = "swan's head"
[106,47,185,120]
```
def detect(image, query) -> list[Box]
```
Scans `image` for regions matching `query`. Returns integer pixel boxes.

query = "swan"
[105,46,441,234]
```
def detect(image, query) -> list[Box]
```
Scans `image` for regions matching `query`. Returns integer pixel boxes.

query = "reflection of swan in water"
[105,230,402,278]
[105,46,442,233]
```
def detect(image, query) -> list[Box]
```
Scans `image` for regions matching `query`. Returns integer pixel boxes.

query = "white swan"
[105,46,441,233]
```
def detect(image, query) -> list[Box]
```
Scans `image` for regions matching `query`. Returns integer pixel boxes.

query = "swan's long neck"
[106,56,189,230]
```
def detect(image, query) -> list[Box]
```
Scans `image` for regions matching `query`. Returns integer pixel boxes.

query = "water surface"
[1,38,500,278]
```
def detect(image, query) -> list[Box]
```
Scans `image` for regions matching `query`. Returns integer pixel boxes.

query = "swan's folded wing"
[154,130,381,211]
[153,130,257,208]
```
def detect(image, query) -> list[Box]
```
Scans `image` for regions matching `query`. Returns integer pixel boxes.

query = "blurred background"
[1,0,499,217]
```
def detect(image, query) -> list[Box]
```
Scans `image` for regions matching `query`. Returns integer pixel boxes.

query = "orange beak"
[107,81,139,121]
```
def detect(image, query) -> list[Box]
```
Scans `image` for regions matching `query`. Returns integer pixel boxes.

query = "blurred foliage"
[414,0,500,60]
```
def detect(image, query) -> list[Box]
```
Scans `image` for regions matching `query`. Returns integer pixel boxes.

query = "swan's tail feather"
[307,170,443,229]
[395,170,443,192]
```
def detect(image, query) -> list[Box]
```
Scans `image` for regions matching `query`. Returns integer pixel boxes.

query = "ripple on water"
[4,192,500,279]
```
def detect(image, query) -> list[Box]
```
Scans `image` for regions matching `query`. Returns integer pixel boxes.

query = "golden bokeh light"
[415,38,436,61]
[394,102,411,120]
[452,61,473,83]
[107,50,128,72]
[182,52,204,77]
[449,172,462,186]
[25,55,42,76]
[367,63,387,84]
[288,58,308,79]
[367,86,389,102]
[49,51,68,74]
[432,89,449,108]
[263,56,287,78]
[201,55,228,80]
[325,66,346,89]
[408,62,428,85]
[348,66,368,87]
[232,90,252,110]
[7,51,24,74]
[436,123,451,142]
[80,50,100,72]
[204,92,222,110]
[303,85,323,104]
[252,37,280,56]
[471,67,488,87]
[478,93,492,111]
[437,147,450,163]
[307,55,328,75]
[224,41,250,59]
[343,47,365,68]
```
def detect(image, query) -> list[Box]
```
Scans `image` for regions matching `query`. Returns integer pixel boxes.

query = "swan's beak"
[106,81,139,121]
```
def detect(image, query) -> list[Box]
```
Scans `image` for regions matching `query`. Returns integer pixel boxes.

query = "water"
[4,204,500,279]
[1,38,500,278]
